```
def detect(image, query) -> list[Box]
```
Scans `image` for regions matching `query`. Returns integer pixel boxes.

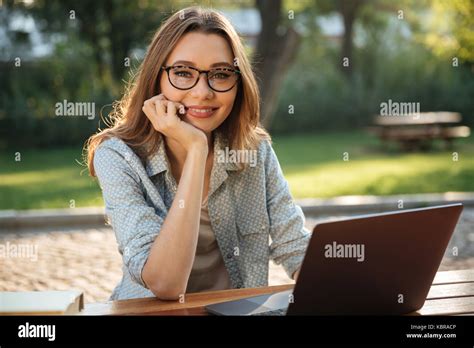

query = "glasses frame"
[161,65,241,92]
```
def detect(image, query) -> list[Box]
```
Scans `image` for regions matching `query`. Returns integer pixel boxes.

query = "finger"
[167,101,176,117]
[154,99,166,116]
[145,94,165,109]
[142,100,155,117]
[153,94,166,103]
[143,96,158,113]
[164,100,185,115]
[142,102,159,129]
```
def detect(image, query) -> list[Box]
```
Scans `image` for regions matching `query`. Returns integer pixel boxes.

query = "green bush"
[271,28,474,134]
[0,37,117,150]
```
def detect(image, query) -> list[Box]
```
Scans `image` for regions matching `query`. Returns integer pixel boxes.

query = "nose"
[190,72,213,98]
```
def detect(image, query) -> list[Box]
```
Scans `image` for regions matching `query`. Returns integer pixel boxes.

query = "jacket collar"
[145,135,169,177]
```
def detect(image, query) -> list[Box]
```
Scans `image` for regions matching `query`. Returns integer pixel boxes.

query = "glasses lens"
[169,66,199,89]
[208,68,238,92]
[168,66,239,91]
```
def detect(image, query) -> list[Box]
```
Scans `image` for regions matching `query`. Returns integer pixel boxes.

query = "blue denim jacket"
[94,132,311,300]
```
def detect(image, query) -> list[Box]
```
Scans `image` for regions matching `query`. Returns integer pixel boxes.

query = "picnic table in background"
[368,112,471,151]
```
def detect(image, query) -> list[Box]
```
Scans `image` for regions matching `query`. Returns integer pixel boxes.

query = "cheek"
[159,74,181,100]
[159,74,167,92]
[220,90,238,116]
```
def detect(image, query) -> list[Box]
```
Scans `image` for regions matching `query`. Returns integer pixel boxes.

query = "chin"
[184,117,221,134]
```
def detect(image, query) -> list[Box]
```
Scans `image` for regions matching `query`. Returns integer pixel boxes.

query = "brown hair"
[85,6,270,176]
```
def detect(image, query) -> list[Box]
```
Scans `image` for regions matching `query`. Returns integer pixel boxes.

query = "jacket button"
[261,225,265,230]
[226,253,233,259]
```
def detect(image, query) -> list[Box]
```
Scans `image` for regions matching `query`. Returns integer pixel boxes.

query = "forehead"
[166,32,234,67]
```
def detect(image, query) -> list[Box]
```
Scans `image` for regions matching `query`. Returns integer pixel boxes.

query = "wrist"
[187,142,208,158]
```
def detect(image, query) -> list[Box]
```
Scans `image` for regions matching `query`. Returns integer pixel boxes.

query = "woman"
[86,6,310,301]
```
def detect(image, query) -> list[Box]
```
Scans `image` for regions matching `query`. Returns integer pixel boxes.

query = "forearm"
[142,146,207,298]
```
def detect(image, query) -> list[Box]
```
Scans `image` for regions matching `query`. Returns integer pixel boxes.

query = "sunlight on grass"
[272,132,474,198]
[1,132,473,209]
[284,155,474,198]
[0,149,102,210]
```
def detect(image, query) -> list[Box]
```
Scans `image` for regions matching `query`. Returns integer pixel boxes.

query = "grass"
[0,148,103,210]
[1,131,473,210]
[272,132,474,198]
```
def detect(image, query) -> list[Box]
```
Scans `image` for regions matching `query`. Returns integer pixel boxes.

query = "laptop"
[205,203,463,315]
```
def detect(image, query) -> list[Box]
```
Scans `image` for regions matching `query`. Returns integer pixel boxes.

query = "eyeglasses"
[161,65,240,92]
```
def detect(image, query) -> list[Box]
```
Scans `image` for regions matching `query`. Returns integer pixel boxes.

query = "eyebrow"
[170,60,235,69]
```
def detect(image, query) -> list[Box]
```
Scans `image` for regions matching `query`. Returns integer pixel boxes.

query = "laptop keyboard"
[249,308,287,316]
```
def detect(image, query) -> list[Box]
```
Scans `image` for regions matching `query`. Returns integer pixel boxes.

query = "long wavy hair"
[85,6,270,176]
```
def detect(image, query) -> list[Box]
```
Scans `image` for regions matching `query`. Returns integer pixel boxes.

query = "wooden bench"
[368,112,470,151]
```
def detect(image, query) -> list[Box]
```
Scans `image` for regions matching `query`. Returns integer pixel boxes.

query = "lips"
[185,105,219,118]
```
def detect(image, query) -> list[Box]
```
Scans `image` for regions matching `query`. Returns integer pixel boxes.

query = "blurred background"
[0,0,473,302]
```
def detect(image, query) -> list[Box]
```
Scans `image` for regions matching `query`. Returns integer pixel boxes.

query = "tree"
[10,0,173,82]
[253,0,302,128]
[417,0,474,68]
[337,0,366,77]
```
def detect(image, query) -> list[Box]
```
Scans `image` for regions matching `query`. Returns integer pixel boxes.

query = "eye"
[171,66,194,78]
[210,69,232,79]
[175,70,193,78]
[214,73,231,79]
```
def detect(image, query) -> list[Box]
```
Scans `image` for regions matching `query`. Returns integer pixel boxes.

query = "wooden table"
[80,270,474,316]
[368,112,470,151]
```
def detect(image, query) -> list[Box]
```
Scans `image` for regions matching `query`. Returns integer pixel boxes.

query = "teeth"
[190,108,213,113]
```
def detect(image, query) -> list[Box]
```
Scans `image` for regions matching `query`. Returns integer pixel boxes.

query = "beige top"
[186,196,232,293]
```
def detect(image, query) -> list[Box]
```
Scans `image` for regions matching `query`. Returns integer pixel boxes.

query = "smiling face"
[159,31,239,135]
